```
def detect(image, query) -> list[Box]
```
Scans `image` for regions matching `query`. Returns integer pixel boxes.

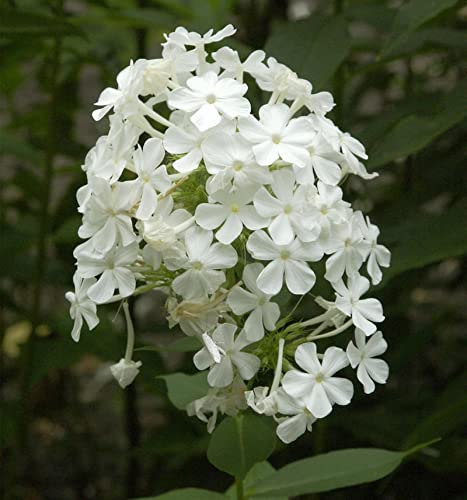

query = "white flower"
[227,263,280,341]
[347,330,389,394]
[334,274,384,336]
[238,103,313,167]
[169,226,237,299]
[295,132,342,186]
[213,47,266,79]
[165,24,236,49]
[65,274,99,342]
[187,375,247,433]
[92,60,145,121]
[82,136,126,183]
[195,186,269,244]
[253,168,319,245]
[246,230,322,295]
[254,57,299,96]
[130,138,172,220]
[193,324,260,387]
[202,131,271,192]
[166,296,225,337]
[306,182,351,237]
[360,216,391,285]
[275,388,317,444]
[77,242,139,304]
[164,111,235,173]
[282,342,353,418]
[110,358,142,388]
[168,71,250,131]
[324,212,369,283]
[141,196,193,252]
[78,177,137,253]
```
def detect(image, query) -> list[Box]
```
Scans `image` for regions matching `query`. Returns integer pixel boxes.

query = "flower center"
[233,161,243,172]
[231,203,240,213]
[280,250,290,260]
[284,204,293,215]
[206,94,216,104]
[315,372,325,383]
[272,134,281,144]
[192,261,203,270]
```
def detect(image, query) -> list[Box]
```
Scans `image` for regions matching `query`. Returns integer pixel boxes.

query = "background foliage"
[0,0,466,499]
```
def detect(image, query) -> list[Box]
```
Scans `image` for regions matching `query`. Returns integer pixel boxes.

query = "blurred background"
[1,0,466,499]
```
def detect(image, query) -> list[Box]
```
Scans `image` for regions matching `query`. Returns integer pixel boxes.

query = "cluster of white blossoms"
[66,25,391,444]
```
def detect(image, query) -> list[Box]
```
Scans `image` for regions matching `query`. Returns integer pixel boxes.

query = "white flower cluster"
[67,25,391,443]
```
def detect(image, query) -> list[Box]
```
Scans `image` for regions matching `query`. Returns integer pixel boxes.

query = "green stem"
[236,477,245,500]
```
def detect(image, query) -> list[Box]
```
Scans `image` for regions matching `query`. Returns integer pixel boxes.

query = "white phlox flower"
[227,263,280,341]
[247,230,322,295]
[253,168,319,244]
[168,71,250,131]
[193,324,260,388]
[196,186,269,244]
[347,330,389,394]
[128,138,172,220]
[69,25,391,438]
[334,274,385,336]
[65,274,99,342]
[238,103,313,167]
[168,226,237,299]
[202,131,272,192]
[282,342,354,418]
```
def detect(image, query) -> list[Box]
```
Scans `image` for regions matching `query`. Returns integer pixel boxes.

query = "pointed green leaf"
[367,83,467,168]
[265,15,350,89]
[380,198,467,285]
[380,0,460,58]
[248,442,439,497]
[159,372,209,410]
[207,415,276,479]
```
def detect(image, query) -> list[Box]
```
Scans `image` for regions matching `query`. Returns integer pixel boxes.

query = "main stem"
[236,478,245,500]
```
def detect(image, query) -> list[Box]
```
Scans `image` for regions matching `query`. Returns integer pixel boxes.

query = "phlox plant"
[65,24,416,499]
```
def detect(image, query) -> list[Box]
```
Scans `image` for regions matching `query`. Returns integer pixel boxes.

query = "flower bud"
[110,358,142,388]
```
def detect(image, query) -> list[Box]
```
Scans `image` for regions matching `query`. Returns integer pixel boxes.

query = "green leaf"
[0,10,82,38]
[132,488,226,499]
[248,442,439,497]
[380,0,460,58]
[380,198,467,285]
[367,84,467,168]
[159,372,209,410]
[225,462,286,500]
[207,414,276,479]
[264,15,350,89]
